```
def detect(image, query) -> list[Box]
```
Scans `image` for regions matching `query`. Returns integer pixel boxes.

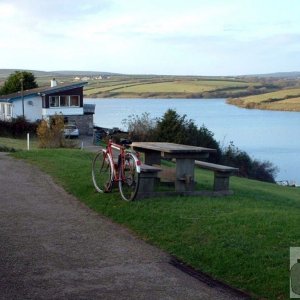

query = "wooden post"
[27,133,30,151]
[175,158,195,192]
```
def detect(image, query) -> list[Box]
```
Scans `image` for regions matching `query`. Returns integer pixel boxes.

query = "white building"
[0,79,95,135]
[0,79,87,121]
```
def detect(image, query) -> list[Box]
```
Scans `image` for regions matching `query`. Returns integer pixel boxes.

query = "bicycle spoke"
[92,149,113,193]
[119,153,139,201]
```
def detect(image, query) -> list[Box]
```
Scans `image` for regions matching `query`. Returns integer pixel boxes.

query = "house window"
[49,95,80,108]
[0,103,4,114]
[60,96,68,107]
[50,96,59,107]
[6,104,12,116]
[70,96,79,107]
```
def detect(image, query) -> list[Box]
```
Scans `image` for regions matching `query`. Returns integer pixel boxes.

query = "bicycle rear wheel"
[119,153,140,201]
[92,149,113,193]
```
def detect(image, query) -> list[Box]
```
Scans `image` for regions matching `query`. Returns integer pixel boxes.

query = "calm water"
[84,98,300,183]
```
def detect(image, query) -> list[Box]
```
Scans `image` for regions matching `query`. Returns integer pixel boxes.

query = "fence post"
[27,133,30,151]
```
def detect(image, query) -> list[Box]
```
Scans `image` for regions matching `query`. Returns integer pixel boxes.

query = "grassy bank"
[11,148,300,299]
[0,136,38,150]
[83,76,267,99]
[228,88,300,111]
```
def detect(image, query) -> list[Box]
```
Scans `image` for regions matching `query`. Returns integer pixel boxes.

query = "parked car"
[64,124,79,138]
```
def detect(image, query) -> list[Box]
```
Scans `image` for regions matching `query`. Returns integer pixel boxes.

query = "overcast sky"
[0,0,299,76]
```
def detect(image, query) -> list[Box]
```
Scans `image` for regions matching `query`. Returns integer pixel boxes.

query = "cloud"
[1,0,112,21]
[1,0,300,75]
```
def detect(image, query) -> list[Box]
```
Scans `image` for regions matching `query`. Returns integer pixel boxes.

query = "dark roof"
[0,81,88,103]
[83,104,95,114]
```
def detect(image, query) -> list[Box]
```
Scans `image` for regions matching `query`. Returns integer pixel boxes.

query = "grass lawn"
[0,136,38,150]
[11,148,300,299]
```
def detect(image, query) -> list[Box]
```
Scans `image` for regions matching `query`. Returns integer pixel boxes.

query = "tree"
[154,109,187,144]
[122,112,157,142]
[0,71,38,95]
[221,142,278,183]
[123,109,278,183]
[154,109,221,162]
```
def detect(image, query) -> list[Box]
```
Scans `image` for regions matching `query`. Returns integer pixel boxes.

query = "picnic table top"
[131,142,216,154]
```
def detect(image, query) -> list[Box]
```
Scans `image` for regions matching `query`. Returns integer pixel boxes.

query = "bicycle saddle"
[120,138,132,146]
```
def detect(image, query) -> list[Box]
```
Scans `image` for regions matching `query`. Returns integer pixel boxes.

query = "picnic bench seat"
[195,161,238,192]
[137,164,162,196]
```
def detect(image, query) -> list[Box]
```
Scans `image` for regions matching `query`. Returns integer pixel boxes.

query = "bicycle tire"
[118,152,140,201]
[92,149,114,193]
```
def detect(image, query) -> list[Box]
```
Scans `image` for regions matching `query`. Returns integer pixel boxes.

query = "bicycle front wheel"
[92,149,113,193]
[119,153,140,201]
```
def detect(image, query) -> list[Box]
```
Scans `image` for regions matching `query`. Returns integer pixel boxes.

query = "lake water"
[84,98,300,184]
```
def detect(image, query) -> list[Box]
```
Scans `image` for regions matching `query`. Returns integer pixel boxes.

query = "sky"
[0,0,300,76]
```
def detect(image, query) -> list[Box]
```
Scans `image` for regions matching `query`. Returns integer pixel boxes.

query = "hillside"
[7,146,300,300]
[1,69,300,110]
[246,71,300,78]
[228,87,300,111]
[0,69,118,79]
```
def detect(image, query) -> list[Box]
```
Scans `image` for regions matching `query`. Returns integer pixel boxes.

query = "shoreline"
[84,94,300,112]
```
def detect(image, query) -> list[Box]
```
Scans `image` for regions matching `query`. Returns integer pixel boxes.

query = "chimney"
[51,78,57,87]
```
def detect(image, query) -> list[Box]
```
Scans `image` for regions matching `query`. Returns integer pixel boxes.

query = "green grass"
[239,88,300,103]
[12,149,300,299]
[228,88,300,111]
[0,136,38,150]
[83,77,255,98]
[113,80,249,93]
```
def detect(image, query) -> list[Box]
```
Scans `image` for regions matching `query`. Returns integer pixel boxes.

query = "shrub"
[123,109,221,162]
[221,142,278,183]
[122,112,156,142]
[36,120,51,148]
[154,109,221,162]
[123,110,278,183]
[0,145,16,152]
[0,117,38,138]
[37,114,65,148]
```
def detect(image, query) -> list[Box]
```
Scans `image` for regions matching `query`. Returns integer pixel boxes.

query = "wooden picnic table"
[131,142,216,193]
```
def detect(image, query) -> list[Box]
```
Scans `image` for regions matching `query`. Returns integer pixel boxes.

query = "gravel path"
[0,153,247,299]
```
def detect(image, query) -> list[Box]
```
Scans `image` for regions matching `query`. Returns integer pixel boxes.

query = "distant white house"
[0,79,95,135]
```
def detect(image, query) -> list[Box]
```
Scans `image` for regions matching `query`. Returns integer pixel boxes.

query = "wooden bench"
[195,161,238,192]
[137,164,162,197]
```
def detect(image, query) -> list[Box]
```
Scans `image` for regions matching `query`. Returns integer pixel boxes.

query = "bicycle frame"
[105,139,141,183]
[92,136,142,201]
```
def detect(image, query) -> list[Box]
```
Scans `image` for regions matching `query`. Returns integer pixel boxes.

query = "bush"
[122,112,157,142]
[123,110,278,183]
[221,142,278,183]
[154,109,221,162]
[37,115,66,148]
[0,117,38,138]
[0,145,16,152]
[122,109,221,162]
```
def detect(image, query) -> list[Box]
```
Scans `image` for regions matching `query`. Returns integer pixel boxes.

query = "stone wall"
[66,114,94,136]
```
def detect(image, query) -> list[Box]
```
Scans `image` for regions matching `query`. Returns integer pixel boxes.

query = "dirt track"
[0,152,247,299]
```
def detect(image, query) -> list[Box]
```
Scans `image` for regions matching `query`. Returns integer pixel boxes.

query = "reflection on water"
[85,98,300,183]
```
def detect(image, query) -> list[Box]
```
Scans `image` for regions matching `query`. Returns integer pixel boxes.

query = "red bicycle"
[92,137,141,201]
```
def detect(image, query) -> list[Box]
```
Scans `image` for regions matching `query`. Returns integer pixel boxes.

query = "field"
[228,88,300,111]
[83,76,263,99]
[33,73,300,111]
[2,69,300,111]
[9,147,300,299]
